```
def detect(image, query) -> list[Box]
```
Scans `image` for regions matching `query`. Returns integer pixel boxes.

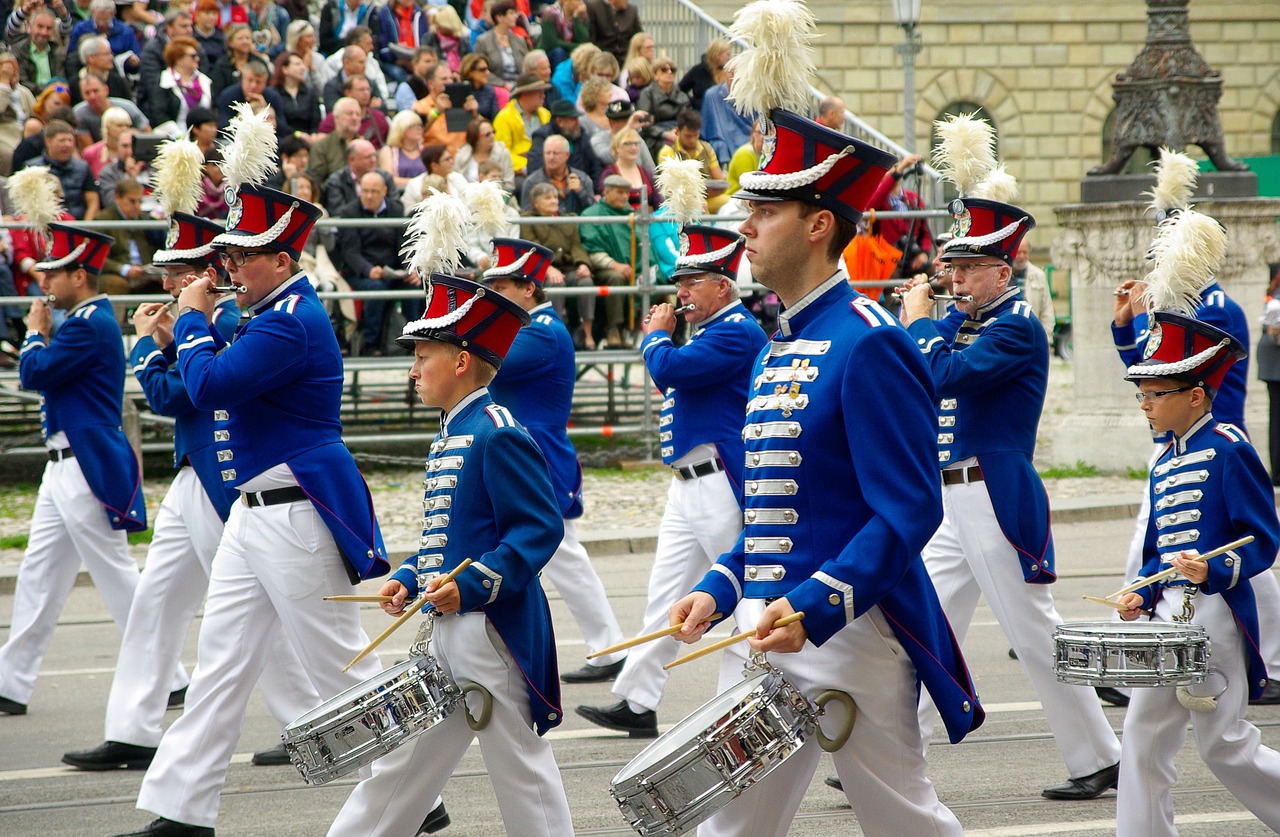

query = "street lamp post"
[893,0,923,153]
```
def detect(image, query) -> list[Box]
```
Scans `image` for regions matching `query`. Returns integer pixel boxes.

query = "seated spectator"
[429,4,470,75]
[816,95,846,132]
[309,95,360,182]
[402,143,467,207]
[520,180,596,345]
[454,116,515,190]
[187,105,219,154]
[334,170,420,356]
[621,55,650,103]
[323,26,389,103]
[412,62,477,153]
[523,49,561,108]
[552,41,597,106]
[475,1,529,89]
[0,53,34,176]
[66,0,141,76]
[394,46,438,113]
[11,7,66,92]
[725,119,761,196]
[196,146,227,218]
[317,74,387,147]
[457,53,500,121]
[617,32,653,87]
[699,65,751,165]
[97,177,160,296]
[76,35,133,101]
[636,56,688,158]
[591,97,654,168]
[322,137,398,210]
[148,36,212,137]
[216,53,290,135]
[596,127,659,210]
[286,20,333,92]
[322,38,385,110]
[212,0,250,27]
[138,8,194,118]
[577,75,612,142]
[372,0,435,85]
[577,50,627,112]
[14,91,72,173]
[279,133,310,179]
[33,119,98,219]
[678,38,728,111]
[528,99,600,183]
[584,0,640,67]
[272,51,321,137]
[73,73,148,146]
[209,22,254,100]
[81,105,131,176]
[117,0,163,36]
[378,110,426,189]
[520,134,593,214]
[537,0,590,70]
[284,170,356,349]
[244,0,290,60]
[494,71,549,177]
[318,0,373,57]
[192,0,227,71]
[656,109,726,211]
[578,173,634,347]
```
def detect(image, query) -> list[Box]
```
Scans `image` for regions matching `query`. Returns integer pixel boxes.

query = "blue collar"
[778,272,847,338]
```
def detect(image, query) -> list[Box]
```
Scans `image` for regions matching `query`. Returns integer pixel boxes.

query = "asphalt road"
[1,514,1277,836]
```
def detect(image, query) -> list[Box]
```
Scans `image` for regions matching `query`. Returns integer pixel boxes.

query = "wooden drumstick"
[585,613,723,659]
[342,558,473,673]
[1101,535,1254,601]
[1081,595,1127,611]
[324,595,396,603]
[662,612,805,671]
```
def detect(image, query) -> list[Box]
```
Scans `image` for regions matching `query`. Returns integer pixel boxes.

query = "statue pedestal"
[1049,197,1280,471]
[1080,171,1258,204]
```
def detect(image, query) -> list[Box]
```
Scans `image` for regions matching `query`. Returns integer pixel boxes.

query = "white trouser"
[136,499,382,828]
[327,610,575,837]
[697,598,962,837]
[539,518,627,666]
[918,478,1121,778]
[0,457,149,704]
[105,468,320,747]
[612,472,744,712]
[1117,591,1280,837]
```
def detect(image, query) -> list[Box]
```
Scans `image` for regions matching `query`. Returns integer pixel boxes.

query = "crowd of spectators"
[0,0,900,356]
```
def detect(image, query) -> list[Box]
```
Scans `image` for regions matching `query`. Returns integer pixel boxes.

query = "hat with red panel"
[672,225,745,281]
[35,222,114,274]
[482,238,554,286]
[940,197,1036,265]
[1125,312,1244,398]
[149,138,225,268]
[4,167,112,274]
[155,213,224,267]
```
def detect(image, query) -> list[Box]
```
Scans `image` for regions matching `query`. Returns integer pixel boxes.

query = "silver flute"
[209,283,248,294]
[889,291,973,302]
[643,304,696,324]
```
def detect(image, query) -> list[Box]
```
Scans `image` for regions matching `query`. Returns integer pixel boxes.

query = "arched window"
[929,102,998,206]
[1271,109,1280,155]
[1100,108,1154,175]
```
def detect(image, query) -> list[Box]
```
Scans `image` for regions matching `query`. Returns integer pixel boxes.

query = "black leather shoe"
[250,743,291,766]
[1008,647,1018,660]
[1041,762,1120,800]
[823,775,843,791]
[167,687,187,710]
[561,659,625,684]
[62,740,157,771]
[576,700,657,738]
[112,817,214,836]
[1095,686,1131,707]
[0,695,27,715]
[417,801,450,834]
[1249,680,1280,706]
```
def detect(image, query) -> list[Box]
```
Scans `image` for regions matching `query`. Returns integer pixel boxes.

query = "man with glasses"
[577,225,765,736]
[899,195,1122,801]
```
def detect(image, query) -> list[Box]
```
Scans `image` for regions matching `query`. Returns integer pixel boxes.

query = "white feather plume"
[971,165,1019,203]
[463,180,509,239]
[7,167,64,234]
[1141,209,1225,314]
[218,102,278,194]
[1147,146,1199,215]
[400,189,471,279]
[151,138,206,217]
[725,0,816,122]
[931,112,997,197]
[656,158,707,225]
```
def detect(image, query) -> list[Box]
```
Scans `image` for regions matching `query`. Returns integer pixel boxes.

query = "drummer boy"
[325,272,576,837]
[1114,309,1280,837]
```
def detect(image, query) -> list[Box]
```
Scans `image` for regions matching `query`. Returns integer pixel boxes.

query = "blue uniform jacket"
[19,295,146,532]
[389,389,566,735]
[1131,413,1279,700]
[1111,282,1249,430]
[488,303,584,519]
[175,275,389,580]
[641,300,768,496]
[693,277,984,744]
[907,288,1056,583]
[130,299,240,520]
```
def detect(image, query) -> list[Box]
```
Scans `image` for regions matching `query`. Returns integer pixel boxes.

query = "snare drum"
[1053,621,1209,688]
[610,665,817,836]
[282,656,461,785]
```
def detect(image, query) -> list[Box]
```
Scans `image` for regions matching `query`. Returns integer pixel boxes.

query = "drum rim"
[286,656,437,730]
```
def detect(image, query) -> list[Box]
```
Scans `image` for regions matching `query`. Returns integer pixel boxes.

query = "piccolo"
[209,283,248,294]
[643,304,696,324]
[889,291,973,302]
[1114,288,1131,296]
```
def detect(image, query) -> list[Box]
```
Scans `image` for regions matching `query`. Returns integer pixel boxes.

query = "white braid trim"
[739,146,855,192]
[154,243,215,264]
[946,217,1024,251]
[1127,338,1232,378]
[482,249,535,280]
[401,290,483,337]
[676,238,740,268]
[211,204,296,249]
[35,241,89,271]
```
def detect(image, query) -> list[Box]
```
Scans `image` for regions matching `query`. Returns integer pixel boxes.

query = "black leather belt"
[673,458,724,481]
[48,448,74,462]
[941,464,984,486]
[241,486,308,507]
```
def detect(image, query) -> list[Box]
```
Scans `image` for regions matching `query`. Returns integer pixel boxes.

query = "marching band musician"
[669,4,983,833]
[479,238,631,685]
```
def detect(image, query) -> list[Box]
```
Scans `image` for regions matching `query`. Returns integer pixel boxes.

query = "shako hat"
[154,212,224,267]
[482,238,554,286]
[396,274,531,368]
[671,224,745,281]
[35,223,113,274]
[1125,312,1244,399]
[940,197,1035,265]
[211,183,322,261]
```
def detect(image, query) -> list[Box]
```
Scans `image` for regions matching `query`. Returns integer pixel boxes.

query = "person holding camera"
[867,152,933,259]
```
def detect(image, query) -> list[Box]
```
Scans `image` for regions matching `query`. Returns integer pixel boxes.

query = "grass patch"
[0,528,154,551]
[0,483,38,518]
[1126,466,1149,480]
[1038,460,1103,479]
[583,465,665,479]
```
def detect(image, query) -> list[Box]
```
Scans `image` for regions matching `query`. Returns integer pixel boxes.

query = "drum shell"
[282,656,461,785]
[610,667,816,836]
[1053,620,1209,688]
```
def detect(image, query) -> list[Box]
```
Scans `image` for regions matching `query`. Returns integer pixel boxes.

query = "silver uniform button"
[962,701,971,712]
[771,567,783,579]
[828,593,839,605]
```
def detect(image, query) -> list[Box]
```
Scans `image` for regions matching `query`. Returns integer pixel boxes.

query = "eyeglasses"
[1133,386,1192,404]
[672,276,717,290]
[656,67,675,73]
[475,65,490,72]
[619,141,640,148]
[218,250,272,268]
[944,262,1004,275]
